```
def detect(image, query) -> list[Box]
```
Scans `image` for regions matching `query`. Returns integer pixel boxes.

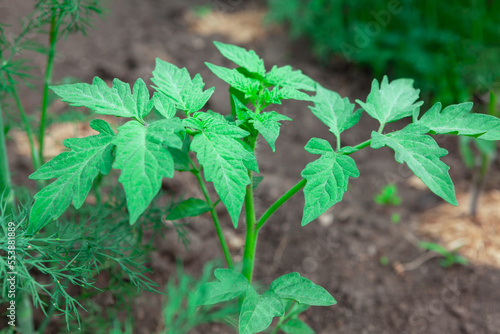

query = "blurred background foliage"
[267,0,500,105]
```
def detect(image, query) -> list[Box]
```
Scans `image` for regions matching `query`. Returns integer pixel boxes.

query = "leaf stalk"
[192,166,234,269]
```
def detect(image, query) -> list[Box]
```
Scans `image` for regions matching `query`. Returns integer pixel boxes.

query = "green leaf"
[264,87,313,104]
[371,124,457,205]
[51,77,153,120]
[232,94,253,124]
[28,119,115,233]
[265,65,316,91]
[252,175,264,189]
[419,241,452,256]
[301,138,359,226]
[205,62,261,98]
[281,318,315,334]
[416,102,500,140]
[270,272,336,306]
[152,58,214,115]
[309,85,361,139]
[356,76,423,125]
[166,198,211,220]
[190,113,257,227]
[239,288,284,334]
[153,92,176,119]
[213,41,266,76]
[196,269,249,305]
[230,87,251,118]
[113,119,184,224]
[249,111,292,152]
[169,136,191,171]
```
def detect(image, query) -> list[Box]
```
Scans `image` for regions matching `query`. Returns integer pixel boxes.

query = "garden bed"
[2,1,500,333]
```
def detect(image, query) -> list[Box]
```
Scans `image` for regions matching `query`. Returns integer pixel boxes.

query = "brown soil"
[2,1,500,334]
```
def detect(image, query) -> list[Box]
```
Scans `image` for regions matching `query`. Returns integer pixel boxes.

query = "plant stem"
[38,13,59,164]
[256,178,306,231]
[469,152,491,218]
[192,167,234,269]
[378,122,386,133]
[0,102,12,204]
[242,170,257,282]
[271,302,296,334]
[488,90,497,116]
[6,73,41,171]
[339,138,372,155]
[17,292,34,334]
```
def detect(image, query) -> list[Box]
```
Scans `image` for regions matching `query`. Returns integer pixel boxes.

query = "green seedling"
[374,184,402,206]
[419,241,468,268]
[374,184,401,224]
[26,41,500,333]
[379,256,389,266]
[390,212,401,224]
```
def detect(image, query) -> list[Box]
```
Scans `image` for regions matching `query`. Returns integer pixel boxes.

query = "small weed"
[390,212,401,224]
[374,184,402,206]
[419,241,468,268]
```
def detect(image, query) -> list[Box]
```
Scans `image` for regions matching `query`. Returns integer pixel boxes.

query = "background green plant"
[374,184,401,206]
[458,91,499,217]
[24,40,500,333]
[160,261,239,334]
[0,2,115,331]
[267,0,500,105]
[419,241,469,268]
[0,0,104,202]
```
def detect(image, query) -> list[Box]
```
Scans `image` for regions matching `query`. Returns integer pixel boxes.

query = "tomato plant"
[27,41,500,333]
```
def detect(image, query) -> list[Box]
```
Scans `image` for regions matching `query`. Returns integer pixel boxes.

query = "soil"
[2,1,500,334]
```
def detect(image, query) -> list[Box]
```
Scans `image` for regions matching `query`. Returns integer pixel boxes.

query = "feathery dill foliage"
[0,0,105,181]
[0,189,166,330]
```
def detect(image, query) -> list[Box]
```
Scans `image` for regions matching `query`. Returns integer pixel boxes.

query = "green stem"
[192,167,234,269]
[0,102,12,204]
[6,73,41,171]
[489,90,497,116]
[256,178,306,232]
[339,138,371,154]
[378,122,386,134]
[38,13,59,164]
[17,292,34,334]
[271,302,296,334]
[241,170,257,282]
